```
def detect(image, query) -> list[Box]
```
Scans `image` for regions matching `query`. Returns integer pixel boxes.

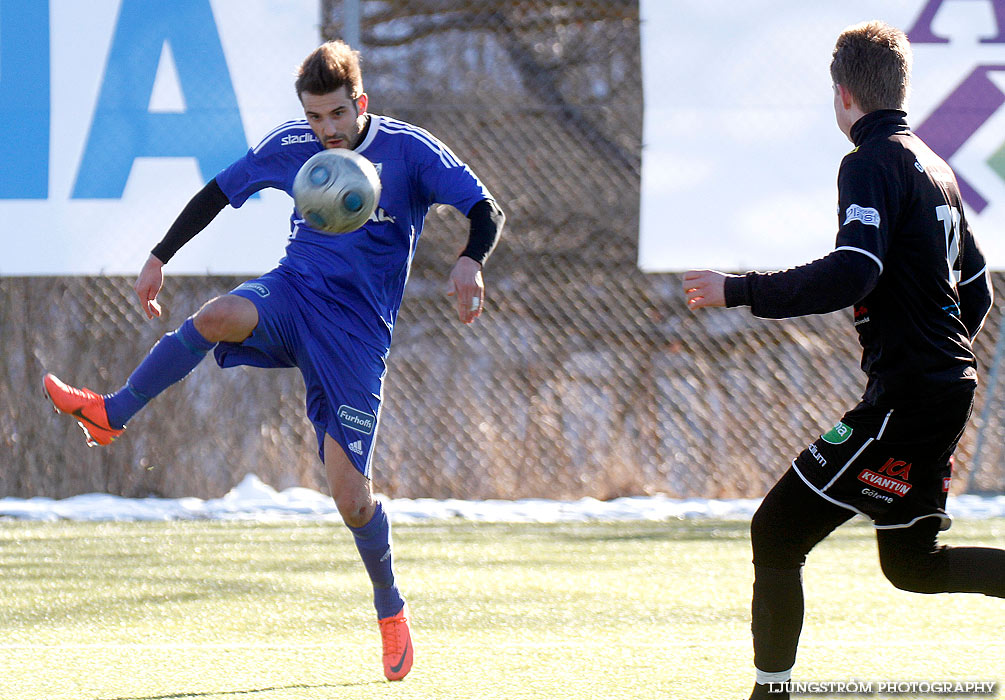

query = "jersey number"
[936,204,961,288]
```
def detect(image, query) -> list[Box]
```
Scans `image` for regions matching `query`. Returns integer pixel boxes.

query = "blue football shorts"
[213,267,387,477]
[791,382,975,530]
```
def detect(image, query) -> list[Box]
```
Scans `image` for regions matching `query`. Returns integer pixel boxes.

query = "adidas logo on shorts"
[348,439,364,456]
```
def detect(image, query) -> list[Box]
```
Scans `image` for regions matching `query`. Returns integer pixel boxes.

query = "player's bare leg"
[325,434,376,528]
[191,294,259,343]
[324,434,412,680]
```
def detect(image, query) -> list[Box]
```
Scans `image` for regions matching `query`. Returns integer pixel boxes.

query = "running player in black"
[683,21,1004,700]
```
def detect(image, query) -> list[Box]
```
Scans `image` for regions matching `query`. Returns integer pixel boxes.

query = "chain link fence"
[2,0,1004,500]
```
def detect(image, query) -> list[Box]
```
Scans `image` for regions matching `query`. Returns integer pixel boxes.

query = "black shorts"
[791,383,975,530]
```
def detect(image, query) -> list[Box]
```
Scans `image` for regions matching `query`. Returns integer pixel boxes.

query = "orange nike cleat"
[378,602,413,681]
[42,373,124,447]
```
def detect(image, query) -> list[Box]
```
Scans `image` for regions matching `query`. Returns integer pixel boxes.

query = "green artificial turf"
[0,518,1001,699]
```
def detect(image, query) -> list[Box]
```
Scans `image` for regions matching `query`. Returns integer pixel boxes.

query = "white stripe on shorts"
[876,409,893,440]
[821,438,873,492]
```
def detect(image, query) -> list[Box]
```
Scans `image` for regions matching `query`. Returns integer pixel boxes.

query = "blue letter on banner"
[0,0,50,198]
[72,0,248,198]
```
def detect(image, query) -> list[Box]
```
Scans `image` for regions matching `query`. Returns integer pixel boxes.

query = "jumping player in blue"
[44,40,504,682]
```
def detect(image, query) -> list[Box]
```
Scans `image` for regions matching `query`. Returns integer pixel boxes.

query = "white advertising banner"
[0,0,319,275]
[639,0,1005,271]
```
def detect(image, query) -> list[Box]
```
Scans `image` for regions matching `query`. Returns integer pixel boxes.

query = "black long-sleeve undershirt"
[151,178,230,264]
[461,199,505,265]
[959,267,993,340]
[723,248,880,319]
[151,178,504,267]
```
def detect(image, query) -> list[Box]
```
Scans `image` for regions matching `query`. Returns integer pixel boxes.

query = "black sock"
[752,564,804,674]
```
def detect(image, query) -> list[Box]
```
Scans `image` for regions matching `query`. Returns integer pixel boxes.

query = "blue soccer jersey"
[215,114,492,354]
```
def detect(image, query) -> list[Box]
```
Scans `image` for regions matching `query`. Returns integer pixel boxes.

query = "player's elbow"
[961,293,992,340]
[493,200,506,227]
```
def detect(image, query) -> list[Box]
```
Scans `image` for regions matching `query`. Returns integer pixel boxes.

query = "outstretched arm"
[684,249,880,318]
[136,179,230,318]
[447,199,505,324]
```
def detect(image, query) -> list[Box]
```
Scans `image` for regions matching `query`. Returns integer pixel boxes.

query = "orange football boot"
[378,602,413,681]
[42,373,124,447]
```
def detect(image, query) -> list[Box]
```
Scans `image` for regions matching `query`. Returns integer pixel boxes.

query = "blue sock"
[103,318,216,428]
[348,500,404,619]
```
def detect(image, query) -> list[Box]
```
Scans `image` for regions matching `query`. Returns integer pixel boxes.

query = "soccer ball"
[293,149,381,234]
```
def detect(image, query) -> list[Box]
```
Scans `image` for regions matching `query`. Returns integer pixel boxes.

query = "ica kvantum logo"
[909,0,1005,214]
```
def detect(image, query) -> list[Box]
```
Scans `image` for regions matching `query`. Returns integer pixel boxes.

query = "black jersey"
[725,110,992,405]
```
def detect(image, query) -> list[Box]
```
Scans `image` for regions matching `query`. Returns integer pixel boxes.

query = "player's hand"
[135,254,165,319]
[447,256,485,324]
[683,269,729,310]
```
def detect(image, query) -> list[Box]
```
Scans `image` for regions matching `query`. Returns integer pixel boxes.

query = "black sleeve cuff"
[151,178,230,264]
[723,273,752,308]
[460,199,504,265]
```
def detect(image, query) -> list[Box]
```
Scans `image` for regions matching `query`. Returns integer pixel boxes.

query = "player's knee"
[330,482,375,528]
[337,496,375,528]
[879,548,944,594]
[751,505,807,569]
[193,295,257,343]
[749,505,772,550]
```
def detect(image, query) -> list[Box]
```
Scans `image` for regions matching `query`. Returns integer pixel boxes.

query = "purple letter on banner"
[908,0,1005,44]
[914,65,1005,213]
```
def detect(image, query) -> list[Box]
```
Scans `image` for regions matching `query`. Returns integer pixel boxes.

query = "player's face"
[301,86,369,150]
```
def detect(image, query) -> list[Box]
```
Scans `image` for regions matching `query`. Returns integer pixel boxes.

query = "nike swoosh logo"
[390,639,410,674]
[71,408,105,430]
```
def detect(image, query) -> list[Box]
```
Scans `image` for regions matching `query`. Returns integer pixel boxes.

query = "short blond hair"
[295,41,363,99]
[830,21,912,113]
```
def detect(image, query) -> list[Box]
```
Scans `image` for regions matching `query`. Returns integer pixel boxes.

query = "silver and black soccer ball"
[293,149,381,234]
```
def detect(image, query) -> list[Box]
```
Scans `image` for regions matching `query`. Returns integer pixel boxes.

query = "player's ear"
[355,93,369,115]
[837,83,855,111]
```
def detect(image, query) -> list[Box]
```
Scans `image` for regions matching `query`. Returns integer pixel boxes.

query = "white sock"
[755,667,793,685]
